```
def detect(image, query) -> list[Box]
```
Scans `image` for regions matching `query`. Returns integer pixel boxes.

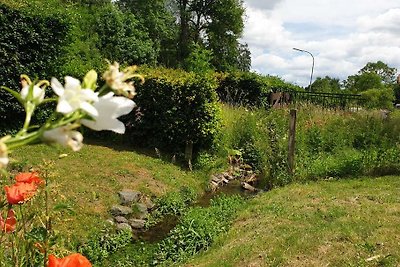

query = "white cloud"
[242,1,400,87]
[244,0,283,11]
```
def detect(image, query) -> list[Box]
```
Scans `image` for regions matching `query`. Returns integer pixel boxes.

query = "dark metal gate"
[269,90,364,109]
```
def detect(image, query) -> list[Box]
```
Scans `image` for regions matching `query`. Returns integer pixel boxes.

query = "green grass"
[187,176,400,267]
[6,142,207,246]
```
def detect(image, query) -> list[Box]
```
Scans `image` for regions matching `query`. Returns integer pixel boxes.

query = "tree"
[359,61,397,84]
[173,0,249,71]
[310,76,341,93]
[344,61,396,92]
[344,72,384,92]
[117,0,179,67]
[96,4,157,65]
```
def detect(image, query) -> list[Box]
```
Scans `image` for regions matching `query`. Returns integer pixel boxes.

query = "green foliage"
[78,228,133,264]
[146,187,197,228]
[127,67,221,154]
[311,76,341,93]
[96,4,156,65]
[344,61,397,92]
[175,0,248,71]
[184,43,214,73]
[117,0,179,67]
[360,87,395,109]
[359,60,397,84]
[0,3,69,133]
[155,194,244,265]
[303,149,363,180]
[295,107,400,179]
[217,72,301,107]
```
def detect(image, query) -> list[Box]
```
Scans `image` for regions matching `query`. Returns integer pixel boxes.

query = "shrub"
[0,4,69,133]
[126,67,221,155]
[360,88,395,110]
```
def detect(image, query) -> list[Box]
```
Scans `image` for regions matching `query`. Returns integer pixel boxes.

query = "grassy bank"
[187,176,400,266]
[7,143,207,246]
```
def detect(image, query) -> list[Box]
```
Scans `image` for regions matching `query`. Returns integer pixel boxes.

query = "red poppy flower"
[48,253,92,267]
[0,209,17,233]
[15,172,44,186]
[4,182,38,205]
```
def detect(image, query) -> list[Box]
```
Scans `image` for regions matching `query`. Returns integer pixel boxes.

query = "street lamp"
[293,47,314,90]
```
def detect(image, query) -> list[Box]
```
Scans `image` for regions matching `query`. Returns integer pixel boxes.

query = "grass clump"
[154,194,244,265]
[78,228,133,265]
[145,186,198,228]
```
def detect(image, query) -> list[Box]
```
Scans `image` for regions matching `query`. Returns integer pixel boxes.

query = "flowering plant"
[0,62,143,266]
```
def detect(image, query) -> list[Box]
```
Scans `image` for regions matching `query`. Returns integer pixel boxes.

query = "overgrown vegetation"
[106,195,244,266]
[213,104,400,188]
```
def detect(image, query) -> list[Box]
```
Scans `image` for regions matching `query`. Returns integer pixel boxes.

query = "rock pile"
[209,163,259,192]
[109,190,154,232]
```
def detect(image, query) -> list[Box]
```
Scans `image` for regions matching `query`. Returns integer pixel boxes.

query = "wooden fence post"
[185,140,193,171]
[288,109,297,175]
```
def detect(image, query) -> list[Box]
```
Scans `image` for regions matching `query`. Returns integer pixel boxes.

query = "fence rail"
[270,90,364,109]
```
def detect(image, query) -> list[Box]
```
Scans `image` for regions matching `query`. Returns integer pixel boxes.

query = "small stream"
[134,180,260,243]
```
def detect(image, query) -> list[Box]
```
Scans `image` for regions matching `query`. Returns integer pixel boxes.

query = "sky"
[241,0,400,87]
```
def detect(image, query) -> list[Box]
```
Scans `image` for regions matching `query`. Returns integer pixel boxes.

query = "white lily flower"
[103,62,143,98]
[42,126,84,151]
[51,76,98,117]
[0,141,8,169]
[81,92,135,134]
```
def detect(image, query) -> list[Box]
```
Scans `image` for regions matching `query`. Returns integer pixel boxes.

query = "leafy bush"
[155,194,244,265]
[96,4,156,66]
[360,88,395,110]
[126,67,221,154]
[0,3,69,133]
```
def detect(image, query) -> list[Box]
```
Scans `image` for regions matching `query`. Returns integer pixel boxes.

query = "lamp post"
[293,47,314,90]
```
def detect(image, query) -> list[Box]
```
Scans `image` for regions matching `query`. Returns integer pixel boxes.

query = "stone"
[241,181,258,192]
[129,218,146,229]
[116,223,132,231]
[118,190,141,206]
[141,197,155,210]
[114,216,128,224]
[133,203,149,219]
[111,205,133,217]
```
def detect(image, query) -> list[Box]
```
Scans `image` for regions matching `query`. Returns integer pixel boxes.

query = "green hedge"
[216,72,301,107]
[126,68,221,154]
[0,4,69,134]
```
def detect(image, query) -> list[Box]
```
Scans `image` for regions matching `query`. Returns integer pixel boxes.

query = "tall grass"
[214,104,400,188]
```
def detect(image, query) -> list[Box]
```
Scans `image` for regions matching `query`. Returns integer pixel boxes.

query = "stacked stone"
[109,190,154,232]
[209,164,257,191]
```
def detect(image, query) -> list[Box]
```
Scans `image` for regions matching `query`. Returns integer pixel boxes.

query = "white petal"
[80,102,98,117]
[82,117,125,134]
[81,89,99,102]
[51,78,64,96]
[57,99,74,114]
[20,86,29,99]
[112,97,135,117]
[64,76,81,91]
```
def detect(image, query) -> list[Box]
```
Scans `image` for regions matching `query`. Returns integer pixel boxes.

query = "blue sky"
[241,0,400,87]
